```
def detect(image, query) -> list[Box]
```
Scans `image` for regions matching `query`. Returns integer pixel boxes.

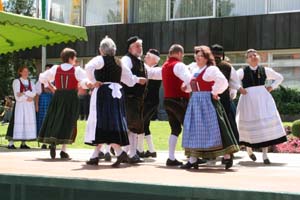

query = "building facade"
[29,0,300,88]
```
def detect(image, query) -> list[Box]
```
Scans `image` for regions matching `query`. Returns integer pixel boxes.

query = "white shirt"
[237,66,284,89]
[85,56,140,87]
[173,62,192,86]
[13,78,36,102]
[121,55,162,80]
[189,64,229,96]
[39,63,89,89]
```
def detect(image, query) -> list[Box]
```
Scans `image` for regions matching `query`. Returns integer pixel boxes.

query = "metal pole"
[41,0,47,72]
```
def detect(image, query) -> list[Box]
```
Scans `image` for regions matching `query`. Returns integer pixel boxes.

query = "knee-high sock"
[189,156,197,164]
[105,144,111,154]
[169,135,178,161]
[137,133,144,152]
[111,144,123,157]
[128,131,137,158]
[61,144,67,153]
[262,147,269,160]
[122,145,130,153]
[145,135,155,153]
[246,147,253,156]
[91,144,102,159]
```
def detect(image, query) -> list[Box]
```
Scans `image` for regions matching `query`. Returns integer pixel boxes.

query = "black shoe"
[50,144,56,159]
[224,159,233,170]
[166,159,183,166]
[86,157,99,165]
[249,154,257,161]
[197,158,207,164]
[180,162,199,169]
[263,159,271,164]
[144,150,157,158]
[137,151,145,158]
[7,145,16,149]
[98,152,105,160]
[104,152,112,162]
[128,154,144,164]
[41,144,47,149]
[60,151,70,160]
[112,151,129,168]
[20,144,31,149]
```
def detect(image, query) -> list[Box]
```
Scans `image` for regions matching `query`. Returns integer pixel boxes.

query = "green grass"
[0,121,294,150]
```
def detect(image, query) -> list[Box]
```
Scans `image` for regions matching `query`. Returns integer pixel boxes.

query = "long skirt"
[183,92,239,159]
[36,92,53,134]
[85,85,129,146]
[38,90,79,145]
[237,86,286,148]
[6,101,37,141]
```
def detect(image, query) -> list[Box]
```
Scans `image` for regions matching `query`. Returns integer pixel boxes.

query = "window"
[170,0,214,19]
[269,0,300,13]
[217,0,266,17]
[132,0,167,23]
[50,0,81,25]
[85,0,123,25]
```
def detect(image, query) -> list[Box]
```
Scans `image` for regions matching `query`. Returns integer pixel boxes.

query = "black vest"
[242,66,266,88]
[123,53,147,97]
[94,56,122,83]
[144,64,161,105]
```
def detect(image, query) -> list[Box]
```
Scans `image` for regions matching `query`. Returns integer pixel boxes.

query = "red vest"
[162,57,189,99]
[55,65,78,90]
[191,67,214,92]
[19,79,32,92]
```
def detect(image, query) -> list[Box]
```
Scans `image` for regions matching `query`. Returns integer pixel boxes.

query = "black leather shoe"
[50,144,56,159]
[263,159,271,164]
[166,159,183,166]
[180,162,198,169]
[20,144,31,149]
[98,152,105,160]
[249,154,257,161]
[137,151,145,158]
[86,157,99,165]
[104,152,112,162]
[112,151,128,168]
[144,150,157,158]
[197,158,207,164]
[60,151,70,160]
[224,159,233,170]
[7,145,16,149]
[128,154,144,164]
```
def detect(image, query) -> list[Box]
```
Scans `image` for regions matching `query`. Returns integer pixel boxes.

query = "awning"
[0,11,88,55]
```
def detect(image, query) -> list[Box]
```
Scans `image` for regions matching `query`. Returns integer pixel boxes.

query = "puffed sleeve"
[39,65,58,87]
[229,67,241,90]
[120,61,140,87]
[203,66,229,96]
[13,79,27,102]
[236,68,244,81]
[265,67,284,89]
[173,62,192,85]
[145,65,162,80]
[35,81,42,95]
[75,66,90,89]
[85,56,105,84]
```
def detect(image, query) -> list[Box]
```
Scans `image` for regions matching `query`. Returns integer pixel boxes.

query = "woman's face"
[20,68,29,79]
[195,51,207,67]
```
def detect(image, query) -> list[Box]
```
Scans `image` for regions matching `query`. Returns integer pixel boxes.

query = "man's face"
[129,41,143,57]
[247,51,259,66]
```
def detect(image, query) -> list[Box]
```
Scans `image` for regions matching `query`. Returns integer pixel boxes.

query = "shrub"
[292,120,300,138]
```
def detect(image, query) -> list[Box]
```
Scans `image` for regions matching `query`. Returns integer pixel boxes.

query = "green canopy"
[0,11,88,54]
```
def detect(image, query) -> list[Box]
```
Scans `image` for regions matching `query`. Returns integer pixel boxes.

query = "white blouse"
[237,66,284,89]
[39,63,88,89]
[13,78,36,102]
[189,64,229,96]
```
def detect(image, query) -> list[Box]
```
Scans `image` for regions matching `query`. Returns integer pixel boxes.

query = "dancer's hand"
[239,87,247,95]
[27,97,33,102]
[138,77,147,85]
[181,84,187,92]
[266,86,273,92]
[212,94,219,100]
[94,81,103,88]
[17,92,23,97]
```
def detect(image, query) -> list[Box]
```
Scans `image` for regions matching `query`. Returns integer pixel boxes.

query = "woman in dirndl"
[6,66,37,149]
[181,46,239,170]
[84,36,146,167]
[236,49,286,164]
[38,48,89,160]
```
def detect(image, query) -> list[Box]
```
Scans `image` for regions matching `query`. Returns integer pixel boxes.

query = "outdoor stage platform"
[0,149,299,200]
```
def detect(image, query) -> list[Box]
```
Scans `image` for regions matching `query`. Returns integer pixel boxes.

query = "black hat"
[127,36,140,49]
[211,44,224,55]
[148,49,160,57]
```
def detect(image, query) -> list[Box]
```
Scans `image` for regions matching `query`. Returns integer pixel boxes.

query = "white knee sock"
[105,144,111,154]
[91,144,102,159]
[112,145,123,157]
[145,135,155,153]
[122,145,130,153]
[189,156,197,164]
[128,131,137,158]
[137,133,144,153]
[61,144,67,153]
[169,135,178,161]
[9,141,14,146]
[262,147,269,160]
[246,147,253,155]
